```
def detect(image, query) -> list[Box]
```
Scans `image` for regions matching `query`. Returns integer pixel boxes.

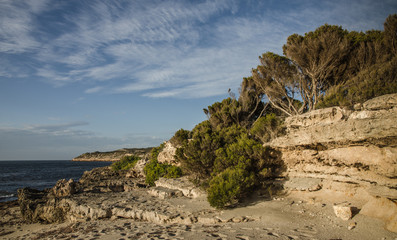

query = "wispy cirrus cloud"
[0,0,49,53]
[2,0,396,99]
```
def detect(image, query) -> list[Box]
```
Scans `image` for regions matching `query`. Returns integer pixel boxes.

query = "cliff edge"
[267,94,397,232]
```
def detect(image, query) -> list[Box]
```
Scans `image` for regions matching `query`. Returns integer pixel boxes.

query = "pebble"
[348,222,357,230]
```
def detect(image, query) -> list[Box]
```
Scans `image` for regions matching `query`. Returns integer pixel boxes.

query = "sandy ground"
[1,192,397,240]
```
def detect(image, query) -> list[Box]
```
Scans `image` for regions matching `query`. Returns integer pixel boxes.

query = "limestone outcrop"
[157,141,179,165]
[17,166,219,225]
[267,94,397,232]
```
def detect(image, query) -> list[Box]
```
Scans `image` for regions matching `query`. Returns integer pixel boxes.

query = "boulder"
[52,179,76,197]
[157,141,179,165]
[360,196,397,233]
[155,177,206,198]
[148,187,183,199]
[333,203,354,221]
[362,93,397,110]
[17,188,69,223]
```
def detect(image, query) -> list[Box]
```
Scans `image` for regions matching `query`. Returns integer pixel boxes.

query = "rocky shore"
[1,94,397,239]
[0,163,396,239]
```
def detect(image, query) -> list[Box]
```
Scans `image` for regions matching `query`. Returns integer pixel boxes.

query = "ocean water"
[0,160,111,202]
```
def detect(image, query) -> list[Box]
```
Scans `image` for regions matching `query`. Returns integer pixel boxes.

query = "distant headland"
[72,147,153,162]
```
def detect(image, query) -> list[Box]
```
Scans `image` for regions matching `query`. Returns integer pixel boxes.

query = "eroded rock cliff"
[267,94,397,232]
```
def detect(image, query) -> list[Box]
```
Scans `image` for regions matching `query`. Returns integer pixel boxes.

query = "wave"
[0,191,16,202]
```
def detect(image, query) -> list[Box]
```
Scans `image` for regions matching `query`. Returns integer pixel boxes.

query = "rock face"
[72,147,153,162]
[154,177,206,198]
[17,166,214,225]
[268,94,397,232]
[157,141,179,165]
[18,166,147,223]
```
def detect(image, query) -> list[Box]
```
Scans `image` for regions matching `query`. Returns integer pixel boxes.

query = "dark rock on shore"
[17,166,148,223]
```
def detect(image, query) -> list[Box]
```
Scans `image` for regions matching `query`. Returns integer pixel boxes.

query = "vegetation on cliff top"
[166,15,397,209]
[109,15,397,209]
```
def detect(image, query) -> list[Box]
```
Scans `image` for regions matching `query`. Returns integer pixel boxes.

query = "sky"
[0,0,396,160]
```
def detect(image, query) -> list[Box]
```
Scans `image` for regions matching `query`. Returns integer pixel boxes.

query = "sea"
[0,160,111,202]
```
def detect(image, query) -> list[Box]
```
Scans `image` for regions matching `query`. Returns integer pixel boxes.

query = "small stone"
[348,222,357,230]
[232,217,243,223]
[333,204,353,221]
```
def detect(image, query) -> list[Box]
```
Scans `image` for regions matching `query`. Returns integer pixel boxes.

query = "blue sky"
[1,0,396,160]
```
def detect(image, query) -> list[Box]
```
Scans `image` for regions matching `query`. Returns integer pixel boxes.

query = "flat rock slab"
[284,177,323,192]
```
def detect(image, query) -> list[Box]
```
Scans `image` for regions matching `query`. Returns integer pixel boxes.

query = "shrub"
[170,129,191,146]
[251,113,283,143]
[111,155,141,171]
[144,143,183,186]
[144,159,183,186]
[175,121,221,181]
[214,132,268,174]
[317,56,397,108]
[207,168,255,209]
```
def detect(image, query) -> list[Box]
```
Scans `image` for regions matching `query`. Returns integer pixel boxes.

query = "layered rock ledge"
[267,94,397,232]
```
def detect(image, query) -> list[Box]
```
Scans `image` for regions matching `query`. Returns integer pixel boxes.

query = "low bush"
[111,155,141,171]
[251,113,284,143]
[144,160,183,186]
[207,168,255,209]
[144,143,183,186]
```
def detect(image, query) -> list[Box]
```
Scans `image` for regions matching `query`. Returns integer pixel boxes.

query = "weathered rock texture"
[268,94,397,232]
[72,148,153,162]
[157,141,179,165]
[17,166,221,226]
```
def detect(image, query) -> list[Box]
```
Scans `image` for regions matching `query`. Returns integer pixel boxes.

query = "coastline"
[71,158,116,162]
[2,191,396,240]
[2,165,396,240]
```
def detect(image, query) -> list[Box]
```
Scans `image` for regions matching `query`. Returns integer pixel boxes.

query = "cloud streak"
[1,0,396,99]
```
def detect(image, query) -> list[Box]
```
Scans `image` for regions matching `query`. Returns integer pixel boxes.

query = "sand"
[1,192,397,240]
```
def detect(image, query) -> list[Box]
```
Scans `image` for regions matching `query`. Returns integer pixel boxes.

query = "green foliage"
[150,143,165,160]
[251,113,283,143]
[317,55,397,108]
[144,143,183,186]
[283,23,351,110]
[175,121,221,180]
[252,52,304,116]
[207,168,255,209]
[238,76,266,128]
[144,159,182,186]
[170,129,191,146]
[214,132,269,174]
[384,14,397,56]
[175,121,282,208]
[204,98,242,129]
[111,155,141,171]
